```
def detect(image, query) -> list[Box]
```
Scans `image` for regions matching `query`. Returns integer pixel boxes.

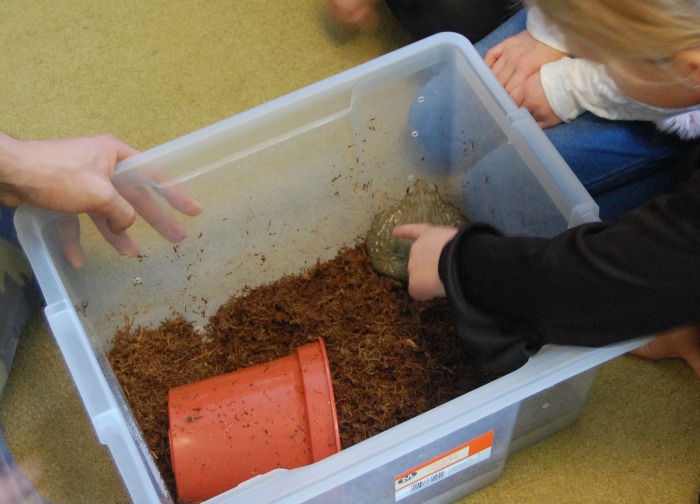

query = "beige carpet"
[0,1,698,503]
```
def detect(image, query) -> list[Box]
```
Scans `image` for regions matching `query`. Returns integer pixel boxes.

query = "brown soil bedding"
[108,242,496,499]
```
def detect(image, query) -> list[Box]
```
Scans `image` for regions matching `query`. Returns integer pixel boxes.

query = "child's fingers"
[392,223,431,240]
[484,43,504,67]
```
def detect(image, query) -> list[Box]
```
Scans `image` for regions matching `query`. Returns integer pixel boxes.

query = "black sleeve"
[438,167,700,374]
[384,0,522,42]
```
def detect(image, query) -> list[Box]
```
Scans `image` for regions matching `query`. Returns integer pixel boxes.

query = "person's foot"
[630,325,700,378]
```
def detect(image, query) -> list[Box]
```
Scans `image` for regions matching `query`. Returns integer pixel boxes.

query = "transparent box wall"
[15,34,645,504]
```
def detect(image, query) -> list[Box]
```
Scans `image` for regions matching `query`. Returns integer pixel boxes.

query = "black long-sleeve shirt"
[439,149,700,374]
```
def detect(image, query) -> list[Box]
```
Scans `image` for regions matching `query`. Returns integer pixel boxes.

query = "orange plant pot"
[168,337,341,502]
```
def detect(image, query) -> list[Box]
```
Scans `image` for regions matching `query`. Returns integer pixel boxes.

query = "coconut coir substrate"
[108,242,496,500]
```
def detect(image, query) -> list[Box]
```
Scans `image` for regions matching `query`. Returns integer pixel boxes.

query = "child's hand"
[326,0,379,28]
[511,71,562,128]
[485,30,566,94]
[392,223,458,301]
[485,30,565,128]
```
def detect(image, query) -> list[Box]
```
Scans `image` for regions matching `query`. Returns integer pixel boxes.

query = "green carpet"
[1,1,698,503]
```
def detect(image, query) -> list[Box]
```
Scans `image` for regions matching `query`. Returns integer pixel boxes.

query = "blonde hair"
[525,0,700,61]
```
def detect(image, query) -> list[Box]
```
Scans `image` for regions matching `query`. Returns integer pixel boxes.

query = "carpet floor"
[1,1,698,503]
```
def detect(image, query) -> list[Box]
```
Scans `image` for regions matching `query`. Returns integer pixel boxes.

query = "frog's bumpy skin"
[366,179,469,282]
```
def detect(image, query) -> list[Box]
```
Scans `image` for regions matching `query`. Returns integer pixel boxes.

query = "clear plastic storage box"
[15,33,647,503]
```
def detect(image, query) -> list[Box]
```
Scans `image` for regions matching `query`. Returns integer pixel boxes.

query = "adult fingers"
[117,182,189,243]
[51,214,86,268]
[99,189,137,235]
[111,134,141,162]
[89,212,141,258]
[141,167,203,217]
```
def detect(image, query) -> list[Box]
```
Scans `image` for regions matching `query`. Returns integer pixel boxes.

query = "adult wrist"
[0,133,29,206]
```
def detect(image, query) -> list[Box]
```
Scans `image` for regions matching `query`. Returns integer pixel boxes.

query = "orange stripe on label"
[395,430,494,482]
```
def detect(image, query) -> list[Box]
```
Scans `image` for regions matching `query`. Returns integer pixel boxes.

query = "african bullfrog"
[366,178,469,282]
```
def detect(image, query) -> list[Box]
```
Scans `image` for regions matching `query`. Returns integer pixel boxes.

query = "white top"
[526,7,700,139]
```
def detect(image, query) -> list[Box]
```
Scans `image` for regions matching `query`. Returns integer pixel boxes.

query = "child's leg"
[473,7,528,56]
[384,0,522,42]
[544,114,692,219]
[409,9,692,220]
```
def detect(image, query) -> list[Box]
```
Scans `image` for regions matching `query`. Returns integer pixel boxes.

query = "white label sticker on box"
[394,430,494,501]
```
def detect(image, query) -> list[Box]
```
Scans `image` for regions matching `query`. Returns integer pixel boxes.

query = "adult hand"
[392,223,457,301]
[0,133,202,267]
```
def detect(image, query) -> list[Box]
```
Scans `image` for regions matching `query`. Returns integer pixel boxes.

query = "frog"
[366,178,469,283]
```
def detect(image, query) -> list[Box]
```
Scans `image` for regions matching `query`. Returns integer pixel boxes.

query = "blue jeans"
[411,10,692,220]
[0,206,47,503]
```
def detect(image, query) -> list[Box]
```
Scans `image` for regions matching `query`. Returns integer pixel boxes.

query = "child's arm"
[396,163,700,375]
[539,57,693,124]
[527,6,700,136]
